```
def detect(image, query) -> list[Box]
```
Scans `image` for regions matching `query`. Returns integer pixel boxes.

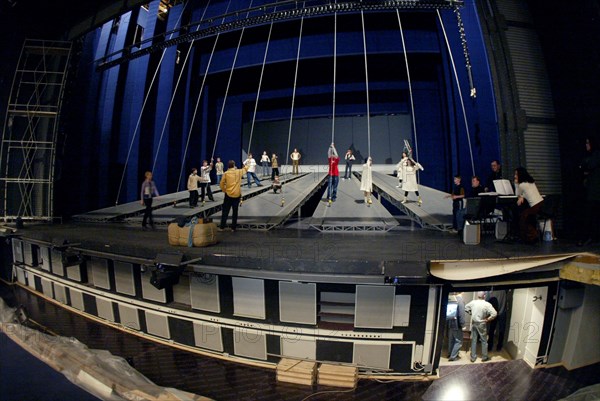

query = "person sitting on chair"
[513,167,544,244]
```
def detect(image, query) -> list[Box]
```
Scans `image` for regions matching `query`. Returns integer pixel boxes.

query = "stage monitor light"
[150,253,184,290]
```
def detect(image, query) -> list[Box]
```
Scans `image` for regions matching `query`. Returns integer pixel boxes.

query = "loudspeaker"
[150,267,183,290]
[463,221,480,245]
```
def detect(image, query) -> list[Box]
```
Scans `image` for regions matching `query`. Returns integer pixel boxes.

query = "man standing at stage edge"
[219,160,249,232]
[327,143,340,205]
[465,291,497,362]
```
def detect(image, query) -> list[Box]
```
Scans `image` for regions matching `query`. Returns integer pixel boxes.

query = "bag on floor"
[168,218,218,247]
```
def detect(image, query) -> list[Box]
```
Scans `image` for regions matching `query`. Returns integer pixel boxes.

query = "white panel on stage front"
[39,246,51,271]
[118,303,140,330]
[354,285,395,329]
[51,249,64,276]
[232,277,265,319]
[233,328,267,360]
[96,298,115,322]
[15,266,26,285]
[353,343,391,370]
[90,257,110,289]
[281,337,316,360]
[173,275,191,306]
[70,288,84,311]
[190,274,220,312]
[193,322,223,352]
[53,283,67,304]
[141,274,167,303]
[41,277,53,298]
[65,263,83,281]
[11,238,23,264]
[114,261,135,296]
[393,295,412,327]
[27,272,36,289]
[145,311,170,339]
[23,242,35,267]
[279,282,316,325]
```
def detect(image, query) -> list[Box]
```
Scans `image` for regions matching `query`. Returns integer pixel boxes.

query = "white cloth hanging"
[360,159,373,192]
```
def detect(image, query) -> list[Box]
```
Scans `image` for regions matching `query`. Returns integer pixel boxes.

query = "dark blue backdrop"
[58,0,499,215]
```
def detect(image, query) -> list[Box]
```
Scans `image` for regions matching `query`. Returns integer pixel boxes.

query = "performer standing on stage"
[290,148,301,175]
[445,174,465,231]
[244,153,263,187]
[215,157,224,185]
[187,168,201,207]
[260,151,270,177]
[396,152,409,188]
[219,161,249,232]
[199,160,214,203]
[140,171,159,229]
[327,143,340,204]
[271,153,280,180]
[360,157,373,205]
[343,149,356,180]
[401,158,424,205]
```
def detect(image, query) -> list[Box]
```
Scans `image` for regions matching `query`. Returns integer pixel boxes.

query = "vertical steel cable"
[247,21,274,155]
[360,10,371,157]
[437,9,475,176]
[115,2,188,204]
[396,10,419,169]
[176,0,234,191]
[331,11,337,144]
[152,0,212,173]
[285,16,305,176]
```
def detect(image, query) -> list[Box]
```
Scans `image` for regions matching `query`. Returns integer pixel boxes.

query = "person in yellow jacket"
[219,160,249,231]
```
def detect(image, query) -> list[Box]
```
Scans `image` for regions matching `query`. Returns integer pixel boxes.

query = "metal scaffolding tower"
[0,39,72,222]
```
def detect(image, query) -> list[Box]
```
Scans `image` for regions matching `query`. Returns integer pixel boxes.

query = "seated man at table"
[456,176,488,236]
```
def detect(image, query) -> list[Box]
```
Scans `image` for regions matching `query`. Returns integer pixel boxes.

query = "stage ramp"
[309,175,399,232]
[211,172,327,230]
[371,171,453,231]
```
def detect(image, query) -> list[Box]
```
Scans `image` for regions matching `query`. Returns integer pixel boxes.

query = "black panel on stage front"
[316,340,353,363]
[390,343,413,372]
[168,317,194,347]
[82,293,98,316]
[266,334,280,363]
[221,327,234,356]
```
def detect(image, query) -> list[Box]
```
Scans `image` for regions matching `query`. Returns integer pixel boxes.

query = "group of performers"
[142,140,557,245]
[326,143,424,207]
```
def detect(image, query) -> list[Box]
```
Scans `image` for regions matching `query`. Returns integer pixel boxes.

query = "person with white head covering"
[360,157,373,205]
[465,291,497,362]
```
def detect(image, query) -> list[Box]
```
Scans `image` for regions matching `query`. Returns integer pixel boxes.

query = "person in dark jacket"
[447,292,466,361]
[578,137,600,246]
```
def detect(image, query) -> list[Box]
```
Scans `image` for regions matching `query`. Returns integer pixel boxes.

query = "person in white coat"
[360,157,373,205]
[402,158,424,205]
[396,152,409,188]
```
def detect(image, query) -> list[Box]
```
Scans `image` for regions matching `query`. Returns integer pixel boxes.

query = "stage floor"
[14,219,597,280]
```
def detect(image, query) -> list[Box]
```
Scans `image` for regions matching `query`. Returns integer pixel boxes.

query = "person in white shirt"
[187,168,201,207]
[514,167,544,243]
[465,291,497,362]
[260,151,270,176]
[199,160,214,202]
[244,153,263,187]
[290,148,301,174]
[396,152,409,188]
[360,157,373,205]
